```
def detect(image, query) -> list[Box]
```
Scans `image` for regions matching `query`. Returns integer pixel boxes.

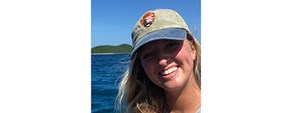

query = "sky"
[91,0,201,47]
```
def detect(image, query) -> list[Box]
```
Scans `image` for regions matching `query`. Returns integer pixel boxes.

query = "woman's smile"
[159,66,179,80]
[160,66,178,76]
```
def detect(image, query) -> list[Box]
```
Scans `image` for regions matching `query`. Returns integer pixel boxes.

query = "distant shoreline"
[91,53,130,55]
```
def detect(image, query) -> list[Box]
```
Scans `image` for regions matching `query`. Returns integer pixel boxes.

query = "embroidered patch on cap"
[140,12,155,27]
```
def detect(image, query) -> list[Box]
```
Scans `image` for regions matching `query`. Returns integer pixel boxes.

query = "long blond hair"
[115,32,201,113]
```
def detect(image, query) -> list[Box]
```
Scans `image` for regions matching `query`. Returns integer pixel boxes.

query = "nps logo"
[140,12,155,27]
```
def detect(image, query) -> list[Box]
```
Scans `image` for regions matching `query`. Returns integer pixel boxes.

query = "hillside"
[91,44,132,53]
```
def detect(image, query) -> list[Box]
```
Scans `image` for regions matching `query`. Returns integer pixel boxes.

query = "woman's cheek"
[142,62,153,76]
[143,63,159,83]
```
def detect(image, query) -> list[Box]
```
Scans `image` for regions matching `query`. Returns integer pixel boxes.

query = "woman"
[116,9,201,113]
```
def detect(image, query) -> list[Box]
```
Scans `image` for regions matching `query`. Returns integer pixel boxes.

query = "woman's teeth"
[161,67,177,75]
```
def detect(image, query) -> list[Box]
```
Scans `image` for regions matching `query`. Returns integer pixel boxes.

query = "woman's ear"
[186,34,196,60]
[190,44,196,61]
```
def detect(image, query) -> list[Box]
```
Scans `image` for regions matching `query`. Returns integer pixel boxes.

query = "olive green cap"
[131,9,192,57]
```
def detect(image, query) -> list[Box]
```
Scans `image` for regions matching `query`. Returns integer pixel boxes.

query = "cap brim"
[131,28,187,58]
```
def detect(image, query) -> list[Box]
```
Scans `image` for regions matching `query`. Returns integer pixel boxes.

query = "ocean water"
[92,54,130,113]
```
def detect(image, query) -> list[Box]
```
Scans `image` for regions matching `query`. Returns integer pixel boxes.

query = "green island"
[91,44,132,54]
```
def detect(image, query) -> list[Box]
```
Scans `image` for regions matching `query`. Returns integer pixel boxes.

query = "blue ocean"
[92,54,130,113]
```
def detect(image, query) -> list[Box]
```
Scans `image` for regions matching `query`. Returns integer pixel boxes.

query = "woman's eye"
[166,42,179,50]
[142,53,154,60]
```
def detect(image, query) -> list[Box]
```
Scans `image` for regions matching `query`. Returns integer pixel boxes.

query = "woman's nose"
[157,52,171,66]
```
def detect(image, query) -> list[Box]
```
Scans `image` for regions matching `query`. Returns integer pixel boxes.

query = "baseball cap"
[131,9,193,57]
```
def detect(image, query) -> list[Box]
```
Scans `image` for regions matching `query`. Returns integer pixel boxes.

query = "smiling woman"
[115,9,201,113]
[139,39,196,91]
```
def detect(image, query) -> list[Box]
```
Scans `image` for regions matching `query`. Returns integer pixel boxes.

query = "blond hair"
[115,32,201,113]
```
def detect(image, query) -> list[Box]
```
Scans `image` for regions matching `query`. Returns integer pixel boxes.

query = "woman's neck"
[164,76,201,113]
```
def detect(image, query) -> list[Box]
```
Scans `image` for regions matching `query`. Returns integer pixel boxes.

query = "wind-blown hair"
[115,32,201,113]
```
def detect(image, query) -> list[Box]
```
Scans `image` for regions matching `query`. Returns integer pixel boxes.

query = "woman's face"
[139,39,196,91]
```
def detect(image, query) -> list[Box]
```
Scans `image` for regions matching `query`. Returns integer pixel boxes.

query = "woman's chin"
[161,79,184,91]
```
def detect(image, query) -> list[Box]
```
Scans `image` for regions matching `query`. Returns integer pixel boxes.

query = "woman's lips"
[160,66,178,75]
[159,66,179,79]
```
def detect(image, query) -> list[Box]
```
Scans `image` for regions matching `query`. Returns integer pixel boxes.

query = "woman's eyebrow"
[139,47,151,54]
[139,47,152,56]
